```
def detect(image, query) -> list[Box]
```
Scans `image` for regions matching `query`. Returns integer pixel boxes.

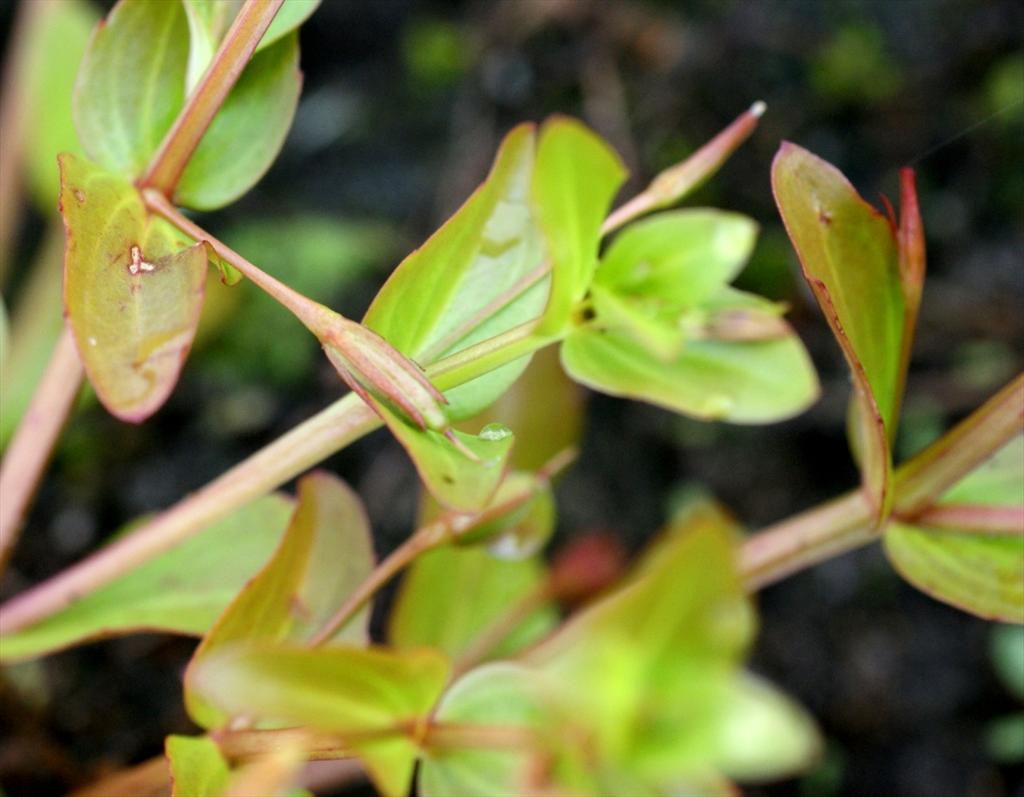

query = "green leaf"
[364,124,546,420]
[525,502,758,787]
[596,210,759,315]
[419,663,550,797]
[986,713,1024,764]
[532,117,627,335]
[374,401,515,512]
[389,545,557,662]
[0,494,294,662]
[192,644,450,797]
[257,0,321,51]
[885,526,1023,622]
[182,0,236,93]
[60,153,208,421]
[462,347,583,472]
[562,288,818,423]
[587,210,759,361]
[884,436,1024,622]
[167,735,230,797]
[708,673,821,782]
[430,469,556,558]
[183,0,319,91]
[19,0,97,211]
[175,33,302,211]
[74,0,190,178]
[772,143,905,519]
[186,472,375,729]
[74,0,302,211]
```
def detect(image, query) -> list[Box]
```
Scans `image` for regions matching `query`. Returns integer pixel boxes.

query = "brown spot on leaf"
[74,189,86,204]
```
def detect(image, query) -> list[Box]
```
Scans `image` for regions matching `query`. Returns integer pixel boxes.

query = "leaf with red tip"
[60,153,207,421]
[772,143,907,521]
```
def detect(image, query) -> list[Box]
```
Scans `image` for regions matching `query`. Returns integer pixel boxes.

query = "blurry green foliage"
[799,744,847,797]
[402,17,471,88]
[991,625,1024,701]
[199,216,394,387]
[20,0,96,210]
[983,53,1024,125]
[810,22,901,105]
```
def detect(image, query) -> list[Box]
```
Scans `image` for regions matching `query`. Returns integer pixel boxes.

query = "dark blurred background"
[1,1,1022,795]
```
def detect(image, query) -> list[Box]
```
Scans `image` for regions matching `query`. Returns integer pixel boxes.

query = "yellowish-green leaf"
[708,673,822,781]
[462,346,582,472]
[532,117,627,335]
[445,471,556,558]
[222,743,306,797]
[192,644,451,797]
[74,0,189,177]
[419,663,550,797]
[525,503,755,784]
[0,494,294,662]
[562,289,818,423]
[588,210,759,361]
[597,210,758,314]
[60,154,208,421]
[364,124,545,420]
[389,545,557,662]
[375,400,515,512]
[885,436,1024,622]
[186,471,375,729]
[167,735,229,797]
[772,142,905,519]
[20,0,97,211]
[523,502,817,789]
[885,526,1023,622]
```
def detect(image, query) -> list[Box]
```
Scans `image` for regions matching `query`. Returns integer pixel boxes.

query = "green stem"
[138,0,285,197]
[429,321,557,391]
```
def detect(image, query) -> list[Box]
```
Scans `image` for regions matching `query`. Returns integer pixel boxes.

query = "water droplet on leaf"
[479,422,512,442]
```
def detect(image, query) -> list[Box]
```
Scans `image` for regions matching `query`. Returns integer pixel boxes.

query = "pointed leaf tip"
[772,142,909,522]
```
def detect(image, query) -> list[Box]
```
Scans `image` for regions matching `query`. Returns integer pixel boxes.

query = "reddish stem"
[0,327,83,573]
[138,0,285,197]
